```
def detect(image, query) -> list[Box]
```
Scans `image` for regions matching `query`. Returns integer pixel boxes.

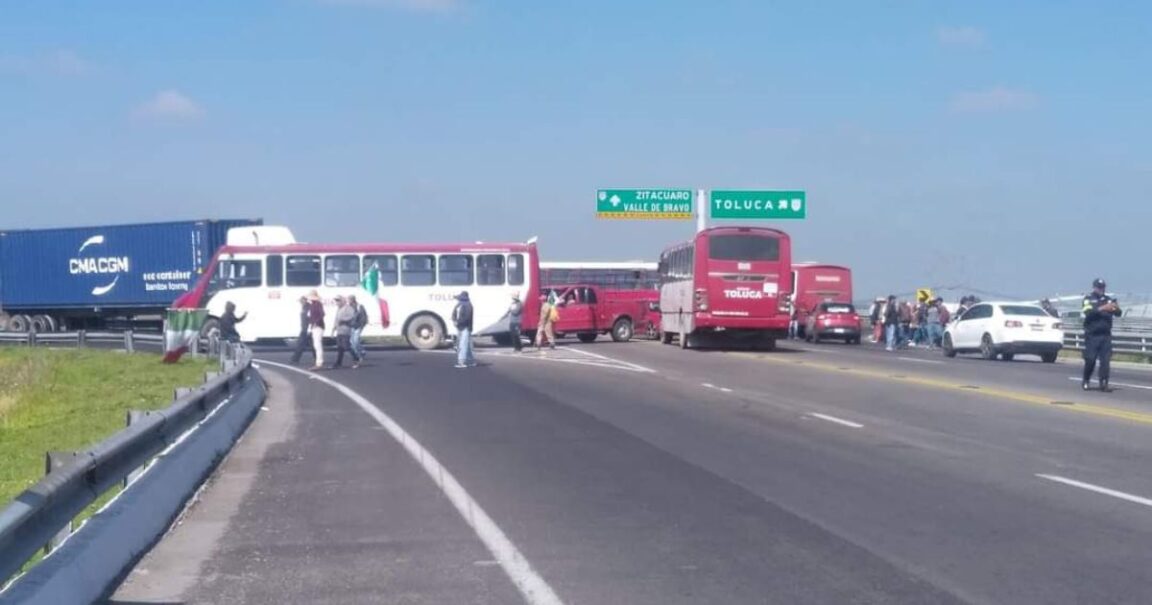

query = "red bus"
[791,263,854,336]
[171,226,541,349]
[657,226,793,349]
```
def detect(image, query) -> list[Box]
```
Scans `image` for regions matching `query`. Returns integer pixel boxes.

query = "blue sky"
[2,1,1150,300]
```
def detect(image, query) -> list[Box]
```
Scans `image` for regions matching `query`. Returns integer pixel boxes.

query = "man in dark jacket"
[452,291,476,368]
[1082,278,1122,392]
[219,302,246,343]
[883,295,899,352]
[290,296,313,365]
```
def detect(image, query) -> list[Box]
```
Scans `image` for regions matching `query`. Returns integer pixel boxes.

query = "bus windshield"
[708,235,779,261]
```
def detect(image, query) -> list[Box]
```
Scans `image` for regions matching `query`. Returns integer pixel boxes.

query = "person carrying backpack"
[349,294,368,360]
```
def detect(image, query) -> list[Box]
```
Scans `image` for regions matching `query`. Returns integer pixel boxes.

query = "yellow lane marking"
[729,352,1152,427]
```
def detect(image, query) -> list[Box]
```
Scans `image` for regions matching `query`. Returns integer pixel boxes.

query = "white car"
[942,302,1063,363]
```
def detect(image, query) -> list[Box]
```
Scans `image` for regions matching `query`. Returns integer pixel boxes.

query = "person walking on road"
[507,293,524,352]
[535,294,557,350]
[306,290,326,370]
[453,291,476,368]
[925,298,944,349]
[218,301,247,344]
[1081,278,1122,392]
[349,294,368,360]
[290,296,315,365]
[331,295,361,369]
[883,295,900,352]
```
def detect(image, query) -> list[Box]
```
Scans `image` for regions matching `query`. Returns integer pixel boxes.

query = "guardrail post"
[44,451,79,554]
[28,327,37,347]
[78,329,87,348]
[124,411,149,487]
[124,329,135,354]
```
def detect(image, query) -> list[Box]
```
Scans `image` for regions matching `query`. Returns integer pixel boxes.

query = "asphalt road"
[109,337,1152,604]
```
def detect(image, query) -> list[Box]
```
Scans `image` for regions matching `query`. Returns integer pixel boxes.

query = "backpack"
[355,305,368,329]
[548,305,560,323]
[938,306,951,325]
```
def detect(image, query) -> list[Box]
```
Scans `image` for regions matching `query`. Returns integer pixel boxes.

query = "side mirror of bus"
[649,302,660,312]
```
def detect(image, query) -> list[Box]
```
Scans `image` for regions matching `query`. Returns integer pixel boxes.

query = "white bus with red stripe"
[657,226,793,349]
[171,227,540,349]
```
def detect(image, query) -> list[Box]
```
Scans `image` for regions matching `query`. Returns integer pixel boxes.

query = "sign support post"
[696,189,707,233]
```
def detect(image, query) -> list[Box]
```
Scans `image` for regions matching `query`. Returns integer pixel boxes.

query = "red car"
[804,302,862,344]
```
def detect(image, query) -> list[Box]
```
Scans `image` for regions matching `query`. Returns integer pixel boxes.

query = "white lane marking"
[259,360,565,605]
[807,413,864,429]
[898,356,944,365]
[1036,474,1152,509]
[564,346,657,373]
[1066,376,1152,391]
[701,382,715,388]
[719,387,734,393]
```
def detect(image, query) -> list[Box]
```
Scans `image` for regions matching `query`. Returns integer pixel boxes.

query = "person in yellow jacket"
[535,294,558,350]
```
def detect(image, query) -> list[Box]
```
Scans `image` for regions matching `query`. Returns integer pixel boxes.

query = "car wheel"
[405,314,445,350]
[980,334,997,360]
[1041,352,1058,363]
[942,334,957,358]
[1001,353,1015,361]
[577,333,597,343]
[611,318,633,342]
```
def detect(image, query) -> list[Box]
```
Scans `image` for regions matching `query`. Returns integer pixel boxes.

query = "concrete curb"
[0,371,267,605]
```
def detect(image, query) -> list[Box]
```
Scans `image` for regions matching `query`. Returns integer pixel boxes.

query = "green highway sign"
[709,190,806,220]
[597,189,694,220]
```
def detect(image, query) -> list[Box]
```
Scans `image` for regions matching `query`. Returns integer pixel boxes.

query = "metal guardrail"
[0,329,227,357]
[0,342,252,588]
[1063,330,1152,356]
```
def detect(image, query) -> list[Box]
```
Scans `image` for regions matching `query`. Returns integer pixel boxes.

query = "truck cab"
[542,284,656,343]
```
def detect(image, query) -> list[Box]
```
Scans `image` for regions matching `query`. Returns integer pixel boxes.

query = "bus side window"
[363,255,399,286]
[438,254,474,286]
[325,255,361,287]
[508,254,525,286]
[477,254,505,286]
[401,255,436,286]
[267,255,283,287]
[286,255,321,287]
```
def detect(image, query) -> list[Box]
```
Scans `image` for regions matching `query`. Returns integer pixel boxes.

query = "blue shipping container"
[0,219,262,310]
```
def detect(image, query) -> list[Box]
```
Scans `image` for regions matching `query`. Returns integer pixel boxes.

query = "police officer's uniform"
[1082,278,1122,391]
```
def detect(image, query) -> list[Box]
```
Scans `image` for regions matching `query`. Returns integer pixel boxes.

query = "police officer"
[1081,278,1122,392]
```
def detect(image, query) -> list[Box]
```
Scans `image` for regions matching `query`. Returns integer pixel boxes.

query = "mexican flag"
[162,308,208,363]
[361,265,390,328]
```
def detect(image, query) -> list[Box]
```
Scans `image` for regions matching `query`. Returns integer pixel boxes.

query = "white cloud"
[315,0,459,12]
[135,90,205,120]
[937,26,986,49]
[0,49,92,76]
[950,87,1037,113]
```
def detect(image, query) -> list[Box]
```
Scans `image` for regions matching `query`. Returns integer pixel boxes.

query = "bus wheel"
[577,333,597,343]
[611,318,633,342]
[405,314,445,350]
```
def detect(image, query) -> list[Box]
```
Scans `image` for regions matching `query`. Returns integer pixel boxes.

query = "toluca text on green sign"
[709,190,806,220]
[597,189,694,220]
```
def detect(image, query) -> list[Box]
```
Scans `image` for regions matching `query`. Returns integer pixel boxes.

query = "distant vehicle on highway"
[791,263,853,338]
[171,226,541,350]
[942,302,1063,363]
[658,226,793,350]
[540,261,659,290]
[804,301,862,344]
[0,218,261,333]
[541,284,658,343]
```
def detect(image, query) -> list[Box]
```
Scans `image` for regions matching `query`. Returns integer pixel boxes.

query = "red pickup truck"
[542,284,659,343]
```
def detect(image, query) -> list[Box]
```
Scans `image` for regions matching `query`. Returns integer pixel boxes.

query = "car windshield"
[822,303,855,314]
[1000,305,1048,317]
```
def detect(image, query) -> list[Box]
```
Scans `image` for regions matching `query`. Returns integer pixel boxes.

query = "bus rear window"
[708,235,779,261]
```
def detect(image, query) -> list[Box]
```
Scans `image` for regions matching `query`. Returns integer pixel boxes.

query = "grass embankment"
[0,348,215,507]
